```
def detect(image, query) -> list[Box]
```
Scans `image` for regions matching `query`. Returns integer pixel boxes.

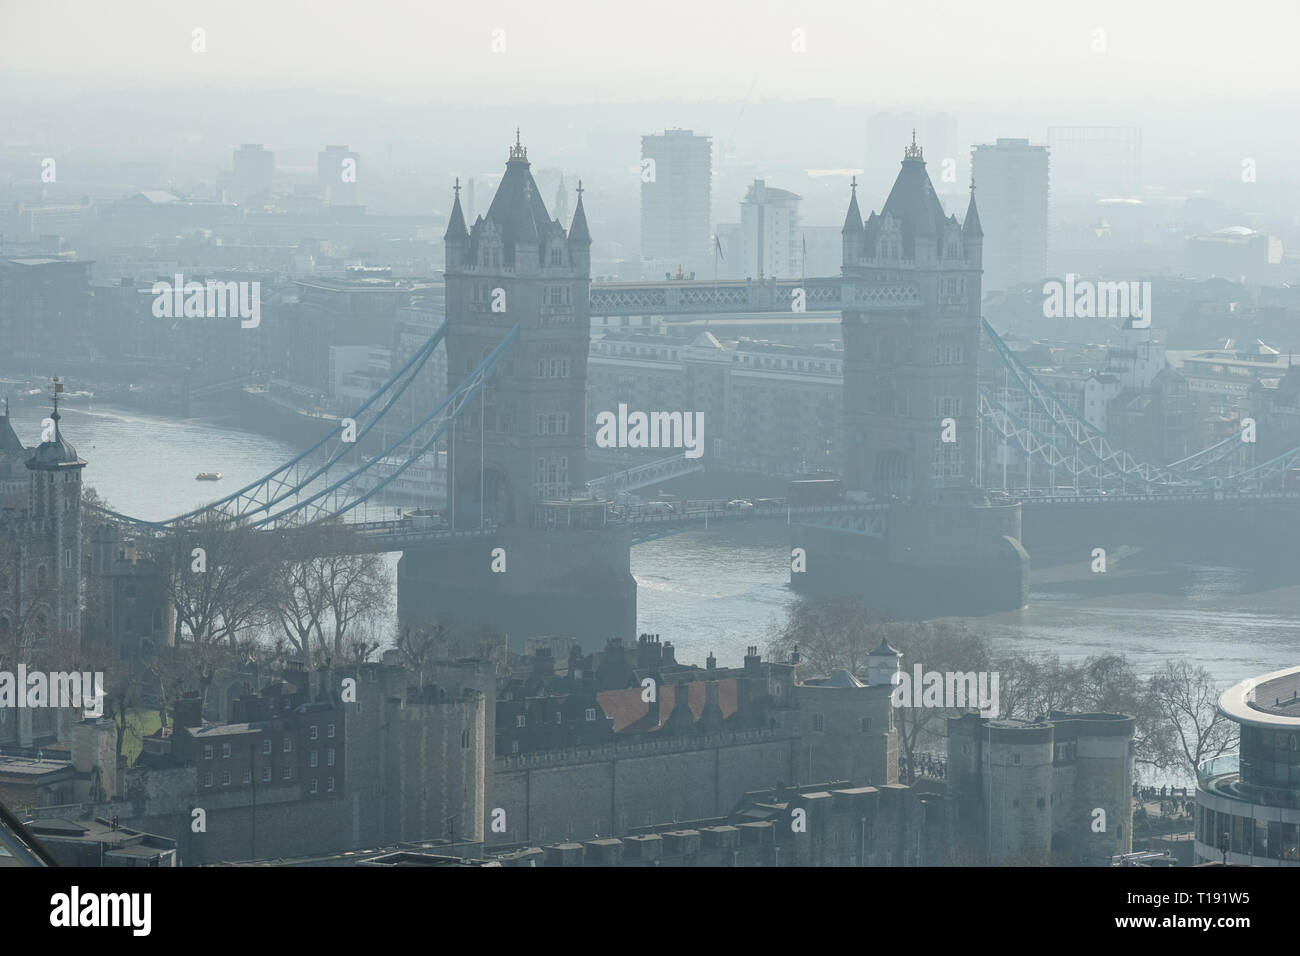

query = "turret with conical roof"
[26,380,86,473]
[444,178,470,269]
[963,180,983,239]
[866,131,949,263]
[867,637,902,687]
[568,180,591,272]
[842,176,865,268]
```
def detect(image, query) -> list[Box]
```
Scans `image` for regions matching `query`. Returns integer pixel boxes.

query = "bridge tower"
[443,131,592,528]
[793,136,1027,615]
[842,133,983,500]
[401,134,635,650]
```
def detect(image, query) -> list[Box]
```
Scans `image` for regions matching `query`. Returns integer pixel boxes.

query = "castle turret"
[962,181,983,241]
[23,380,87,637]
[443,178,470,270]
[867,637,902,687]
[568,180,592,274]
[841,177,865,268]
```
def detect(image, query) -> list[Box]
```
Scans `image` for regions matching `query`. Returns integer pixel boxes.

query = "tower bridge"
[87,134,1300,641]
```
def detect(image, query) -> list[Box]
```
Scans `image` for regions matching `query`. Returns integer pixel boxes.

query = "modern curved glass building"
[1196,665,1300,865]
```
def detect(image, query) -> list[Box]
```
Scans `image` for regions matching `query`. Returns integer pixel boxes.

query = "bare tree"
[998,652,1169,778]
[1148,658,1236,775]
[264,522,390,664]
[765,595,892,677]
[165,511,275,649]
[889,620,993,784]
[396,618,449,689]
[311,525,391,662]
[767,596,993,784]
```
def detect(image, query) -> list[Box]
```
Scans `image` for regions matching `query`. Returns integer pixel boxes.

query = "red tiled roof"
[596,678,739,733]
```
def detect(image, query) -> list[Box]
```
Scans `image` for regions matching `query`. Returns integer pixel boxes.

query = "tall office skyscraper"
[318,144,360,205]
[640,129,711,275]
[231,144,274,204]
[970,138,1050,295]
[739,179,802,279]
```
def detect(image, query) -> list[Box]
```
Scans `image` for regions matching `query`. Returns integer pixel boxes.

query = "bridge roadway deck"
[338,490,1300,551]
[348,502,873,550]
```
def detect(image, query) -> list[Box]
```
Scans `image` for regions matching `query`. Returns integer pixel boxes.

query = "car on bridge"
[726,498,754,510]
[404,509,447,529]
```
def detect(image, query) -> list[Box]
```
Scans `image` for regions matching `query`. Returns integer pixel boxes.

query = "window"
[327,749,335,767]
[221,770,231,787]
[461,729,470,748]
[221,742,231,759]
[262,767,271,783]
[310,779,318,795]
[327,724,335,739]
[934,397,962,418]
[64,549,72,569]
[1037,797,1046,809]
[310,751,318,768]
[1013,753,1021,765]
[555,712,563,724]
[262,739,272,755]
[203,773,213,788]
[282,766,293,781]
[537,357,570,379]
[812,714,825,732]
[516,714,526,728]
[283,736,292,753]
[325,776,336,794]
[534,412,569,435]
[585,708,598,721]
[203,744,213,760]
[860,718,870,733]
[310,725,318,741]
[243,770,252,785]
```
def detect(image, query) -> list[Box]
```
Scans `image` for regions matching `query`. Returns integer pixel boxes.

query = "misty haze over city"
[0,0,1296,914]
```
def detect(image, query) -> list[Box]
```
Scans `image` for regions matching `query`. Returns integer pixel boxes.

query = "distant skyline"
[3,0,1299,103]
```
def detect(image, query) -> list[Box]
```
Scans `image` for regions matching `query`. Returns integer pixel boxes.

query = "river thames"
[11,401,1299,688]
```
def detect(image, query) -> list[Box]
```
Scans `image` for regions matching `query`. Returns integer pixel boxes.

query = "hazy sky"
[3,0,1298,104]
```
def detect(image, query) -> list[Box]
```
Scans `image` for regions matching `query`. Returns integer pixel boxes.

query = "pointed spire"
[568,178,591,243]
[963,178,983,237]
[842,175,864,233]
[509,128,528,162]
[905,129,923,161]
[443,177,468,241]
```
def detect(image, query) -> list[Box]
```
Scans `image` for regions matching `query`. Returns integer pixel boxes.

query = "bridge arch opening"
[457,466,514,527]
[873,449,912,498]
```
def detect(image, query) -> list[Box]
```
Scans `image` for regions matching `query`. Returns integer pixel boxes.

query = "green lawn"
[121,707,163,765]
